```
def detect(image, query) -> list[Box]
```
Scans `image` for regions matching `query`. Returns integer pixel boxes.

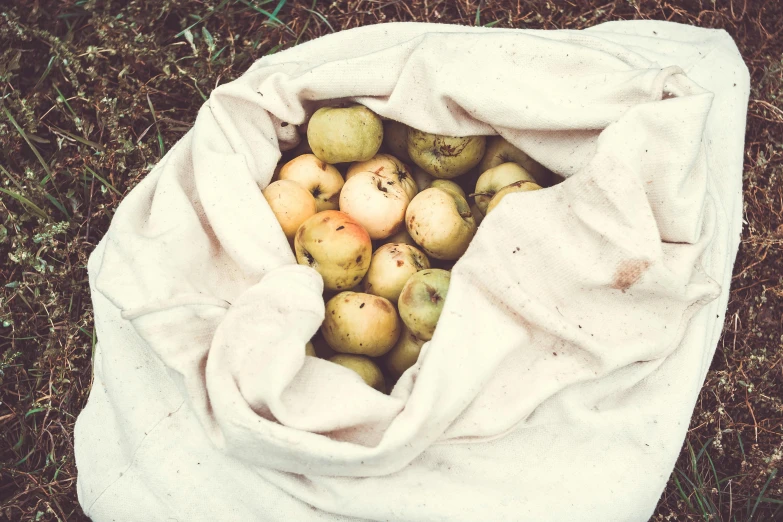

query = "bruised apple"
[407,129,486,179]
[294,211,372,291]
[346,153,418,201]
[398,269,451,341]
[307,105,383,164]
[321,292,401,357]
[363,243,430,302]
[329,354,386,392]
[279,154,344,212]
[406,188,476,260]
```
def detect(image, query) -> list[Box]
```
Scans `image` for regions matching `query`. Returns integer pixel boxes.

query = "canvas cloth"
[74,19,749,522]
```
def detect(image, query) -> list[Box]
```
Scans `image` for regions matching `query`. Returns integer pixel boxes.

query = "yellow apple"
[279,154,344,212]
[383,327,426,379]
[294,210,372,291]
[479,136,552,186]
[328,354,386,392]
[472,162,536,216]
[429,179,466,200]
[321,291,401,357]
[485,180,543,214]
[406,187,477,260]
[262,180,318,241]
[363,243,430,302]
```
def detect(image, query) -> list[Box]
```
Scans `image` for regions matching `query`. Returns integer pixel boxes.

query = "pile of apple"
[263,104,556,392]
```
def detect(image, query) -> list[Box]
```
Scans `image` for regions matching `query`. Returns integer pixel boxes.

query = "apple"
[478,136,552,186]
[262,180,318,241]
[321,291,401,357]
[339,171,410,240]
[406,187,477,260]
[472,162,536,216]
[363,243,430,302]
[307,105,383,164]
[383,327,426,379]
[407,129,486,179]
[328,354,386,392]
[294,210,372,291]
[411,165,434,193]
[279,154,344,212]
[378,228,418,249]
[382,120,410,162]
[305,341,317,357]
[470,202,484,227]
[345,154,418,201]
[485,180,543,214]
[398,269,450,341]
[429,179,466,200]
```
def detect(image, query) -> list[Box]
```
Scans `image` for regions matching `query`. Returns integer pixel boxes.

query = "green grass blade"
[43,193,70,219]
[303,7,334,32]
[748,469,778,520]
[673,472,694,511]
[53,85,77,118]
[84,166,122,196]
[50,125,105,151]
[0,187,48,220]
[3,107,54,179]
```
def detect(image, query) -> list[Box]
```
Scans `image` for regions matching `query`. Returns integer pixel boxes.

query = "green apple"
[294,210,372,291]
[307,105,383,164]
[363,243,430,302]
[406,187,477,260]
[407,129,486,179]
[479,136,552,186]
[472,162,536,216]
[279,154,345,212]
[329,354,386,392]
[398,268,450,341]
[383,327,426,379]
[321,291,401,357]
[485,180,543,214]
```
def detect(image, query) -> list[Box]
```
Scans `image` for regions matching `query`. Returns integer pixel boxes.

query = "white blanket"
[74,20,749,521]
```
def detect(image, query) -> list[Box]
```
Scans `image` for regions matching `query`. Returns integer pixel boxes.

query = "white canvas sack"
[74,19,749,522]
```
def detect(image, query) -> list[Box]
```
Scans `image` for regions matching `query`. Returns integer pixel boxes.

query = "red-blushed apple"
[294,210,372,291]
